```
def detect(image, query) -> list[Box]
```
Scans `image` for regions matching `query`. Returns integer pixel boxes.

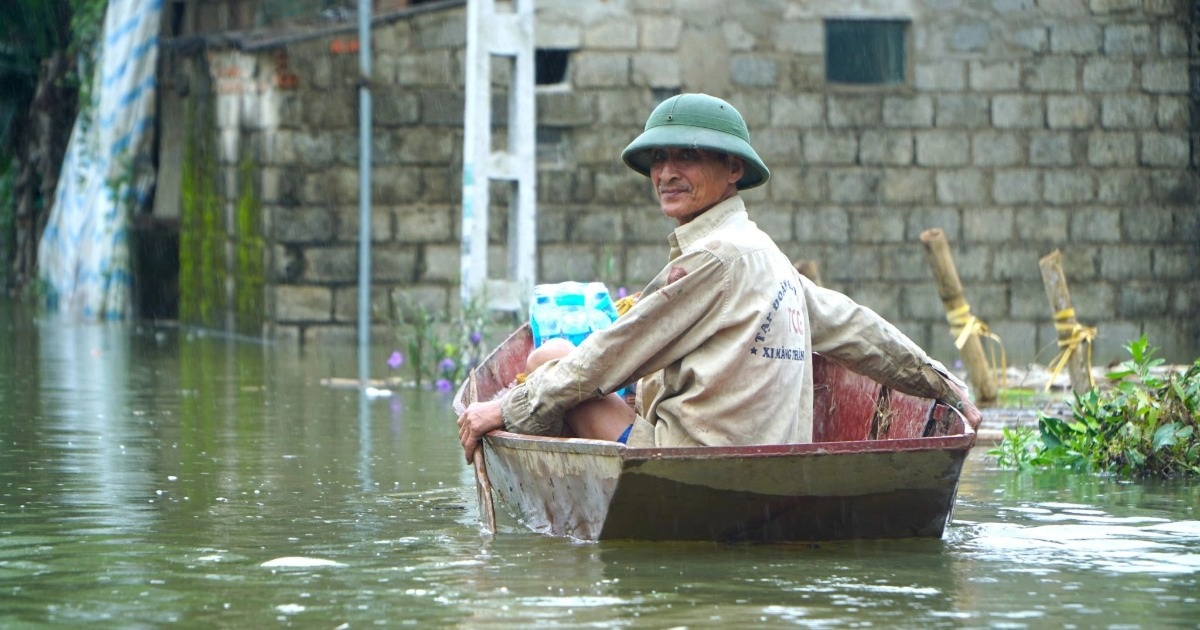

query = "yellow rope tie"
[945,302,1007,388]
[614,292,641,317]
[1044,307,1097,392]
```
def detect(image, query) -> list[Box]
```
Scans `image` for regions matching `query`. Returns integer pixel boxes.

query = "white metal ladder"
[460,0,536,312]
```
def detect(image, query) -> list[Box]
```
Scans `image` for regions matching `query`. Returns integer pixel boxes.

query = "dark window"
[535,49,570,85]
[825,19,908,85]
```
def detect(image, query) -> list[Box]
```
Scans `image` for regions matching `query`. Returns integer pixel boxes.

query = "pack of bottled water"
[530,281,619,348]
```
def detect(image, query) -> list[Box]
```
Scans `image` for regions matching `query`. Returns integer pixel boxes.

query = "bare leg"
[525,339,634,442]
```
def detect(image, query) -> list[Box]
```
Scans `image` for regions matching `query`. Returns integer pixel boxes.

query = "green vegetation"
[386,295,500,391]
[989,336,1200,478]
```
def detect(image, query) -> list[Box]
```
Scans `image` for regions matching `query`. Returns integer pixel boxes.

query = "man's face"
[649,148,743,225]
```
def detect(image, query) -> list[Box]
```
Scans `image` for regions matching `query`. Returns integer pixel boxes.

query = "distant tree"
[0,0,105,298]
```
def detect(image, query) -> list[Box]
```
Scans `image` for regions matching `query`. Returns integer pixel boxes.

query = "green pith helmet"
[621,93,770,190]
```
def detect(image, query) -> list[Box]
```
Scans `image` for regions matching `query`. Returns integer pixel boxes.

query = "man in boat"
[458,93,981,461]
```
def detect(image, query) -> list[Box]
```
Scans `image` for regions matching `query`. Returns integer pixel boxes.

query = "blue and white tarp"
[38,0,161,319]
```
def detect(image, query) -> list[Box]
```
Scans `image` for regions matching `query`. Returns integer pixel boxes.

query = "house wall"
[184,0,1198,366]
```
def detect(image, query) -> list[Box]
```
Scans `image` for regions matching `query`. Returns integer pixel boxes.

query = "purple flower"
[435,378,453,392]
[469,330,482,346]
[439,357,456,373]
[387,351,404,370]
[617,287,628,299]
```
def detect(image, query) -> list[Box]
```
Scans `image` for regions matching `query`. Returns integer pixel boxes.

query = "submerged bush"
[989,336,1200,478]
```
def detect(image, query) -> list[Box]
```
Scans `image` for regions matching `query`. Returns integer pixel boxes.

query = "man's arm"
[802,276,983,429]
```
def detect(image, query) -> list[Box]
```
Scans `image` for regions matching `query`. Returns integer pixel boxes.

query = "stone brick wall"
[191,0,1198,365]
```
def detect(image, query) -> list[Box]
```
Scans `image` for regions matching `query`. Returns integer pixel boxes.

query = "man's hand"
[945,379,983,432]
[456,399,505,464]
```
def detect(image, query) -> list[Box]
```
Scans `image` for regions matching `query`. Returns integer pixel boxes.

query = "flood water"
[2,306,1198,628]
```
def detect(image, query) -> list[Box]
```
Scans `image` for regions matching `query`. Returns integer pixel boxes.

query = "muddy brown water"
[2,308,1197,627]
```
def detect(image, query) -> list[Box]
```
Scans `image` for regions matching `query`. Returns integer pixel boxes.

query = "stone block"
[1104,24,1151,55]
[993,245,1041,281]
[906,207,961,242]
[336,205,393,244]
[412,11,467,49]
[1148,170,1197,205]
[731,55,779,87]
[1015,207,1068,242]
[396,50,460,87]
[1089,0,1142,13]
[375,88,421,127]
[331,286,391,324]
[844,283,901,316]
[993,170,1041,204]
[1159,23,1189,56]
[878,246,931,282]
[537,19,582,49]
[722,21,757,52]
[963,207,1015,243]
[1093,320,1144,363]
[1152,246,1192,280]
[630,53,681,88]
[848,210,904,244]
[883,95,934,128]
[537,91,598,127]
[828,170,882,204]
[678,28,732,94]
[1029,132,1075,167]
[594,89,655,125]
[1047,95,1097,129]
[860,131,914,166]
[584,19,639,49]
[418,89,465,126]
[573,53,630,88]
[1082,59,1134,92]
[623,206,674,244]
[916,60,966,90]
[1157,96,1188,129]
[421,166,458,203]
[373,166,422,204]
[1097,169,1149,204]
[1140,132,1190,167]
[1024,57,1078,92]
[770,94,824,127]
[971,131,1023,166]
[1044,172,1095,204]
[535,205,569,242]
[969,60,1020,91]
[754,206,794,242]
[395,205,453,243]
[591,170,642,206]
[275,285,333,322]
[390,284,451,321]
[883,170,935,203]
[1086,131,1137,166]
[903,284,950,321]
[373,245,418,282]
[992,95,1043,128]
[935,95,990,128]
[952,21,991,53]
[753,128,801,163]
[272,207,335,244]
[640,15,683,50]
[773,20,823,54]
[1050,23,1101,54]
[916,131,970,167]
[1142,61,1189,94]
[1118,282,1170,317]
[803,131,857,164]
[1068,208,1122,243]
[788,55,826,89]
[1008,26,1048,53]
[1101,95,1154,128]
[769,167,823,204]
[936,170,988,204]
[828,95,882,128]
[540,243,598,282]
[1120,206,1174,241]
[415,244,457,283]
[1172,282,1200,318]
[571,209,624,244]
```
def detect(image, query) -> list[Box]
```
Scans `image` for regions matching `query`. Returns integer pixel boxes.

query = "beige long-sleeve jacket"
[501,196,961,447]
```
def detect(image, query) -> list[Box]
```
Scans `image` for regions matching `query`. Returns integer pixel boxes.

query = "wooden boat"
[454,325,976,543]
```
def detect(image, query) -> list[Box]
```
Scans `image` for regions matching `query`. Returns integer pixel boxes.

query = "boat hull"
[459,325,976,542]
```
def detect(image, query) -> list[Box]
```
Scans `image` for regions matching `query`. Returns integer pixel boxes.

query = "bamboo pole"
[1038,249,1094,394]
[919,228,998,403]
